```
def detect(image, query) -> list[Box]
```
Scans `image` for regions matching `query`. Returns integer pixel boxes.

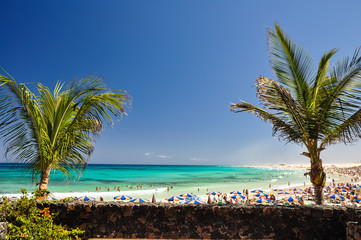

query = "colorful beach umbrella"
[179,193,196,198]
[255,193,269,198]
[337,189,348,193]
[185,200,206,204]
[356,199,361,204]
[129,197,150,203]
[353,195,361,200]
[328,194,345,200]
[231,194,245,199]
[206,192,222,196]
[295,191,307,195]
[114,195,132,201]
[251,189,263,193]
[272,189,284,192]
[290,188,303,192]
[283,196,299,203]
[254,198,271,204]
[279,191,291,195]
[230,191,242,195]
[75,196,96,201]
[166,196,184,201]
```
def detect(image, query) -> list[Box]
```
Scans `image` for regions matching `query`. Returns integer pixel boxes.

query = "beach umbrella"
[230,191,242,195]
[279,191,291,195]
[254,198,271,204]
[114,195,132,200]
[231,194,245,199]
[251,189,263,193]
[185,200,206,204]
[328,194,345,200]
[255,193,269,198]
[290,188,303,192]
[353,195,361,200]
[295,191,307,195]
[356,199,361,204]
[283,196,299,203]
[337,189,348,193]
[46,196,59,201]
[75,196,96,201]
[179,193,196,198]
[129,197,150,203]
[206,192,222,196]
[272,189,284,192]
[166,196,184,201]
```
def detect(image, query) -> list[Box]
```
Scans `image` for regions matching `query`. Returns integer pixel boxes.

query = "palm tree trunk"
[313,184,324,205]
[39,166,51,191]
[310,159,326,205]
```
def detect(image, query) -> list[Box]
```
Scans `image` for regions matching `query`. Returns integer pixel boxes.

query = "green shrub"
[0,189,84,239]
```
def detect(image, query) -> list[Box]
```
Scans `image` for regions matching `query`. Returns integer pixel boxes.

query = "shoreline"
[2,162,360,204]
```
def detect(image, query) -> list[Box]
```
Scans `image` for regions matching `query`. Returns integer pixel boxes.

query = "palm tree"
[0,71,130,192]
[231,24,361,205]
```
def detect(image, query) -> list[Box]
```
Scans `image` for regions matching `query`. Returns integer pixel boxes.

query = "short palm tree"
[0,72,130,192]
[231,24,361,205]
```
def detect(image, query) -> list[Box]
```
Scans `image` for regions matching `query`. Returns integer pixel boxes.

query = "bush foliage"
[0,189,84,239]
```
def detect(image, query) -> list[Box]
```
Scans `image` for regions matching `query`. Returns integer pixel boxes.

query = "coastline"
[1,162,359,204]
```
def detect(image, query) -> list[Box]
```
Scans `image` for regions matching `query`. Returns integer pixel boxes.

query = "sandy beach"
[98,162,361,206]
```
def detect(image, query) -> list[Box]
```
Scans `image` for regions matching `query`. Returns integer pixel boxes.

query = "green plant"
[231,23,361,205]
[0,72,130,191]
[0,189,84,239]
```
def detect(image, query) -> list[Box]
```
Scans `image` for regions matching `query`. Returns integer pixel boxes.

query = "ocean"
[0,163,309,201]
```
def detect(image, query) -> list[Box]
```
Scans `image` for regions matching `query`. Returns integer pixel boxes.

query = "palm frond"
[231,101,302,143]
[317,48,361,127]
[268,24,314,108]
[0,74,42,177]
[321,108,361,146]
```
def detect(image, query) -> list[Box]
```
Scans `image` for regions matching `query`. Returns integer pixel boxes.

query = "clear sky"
[1,1,361,165]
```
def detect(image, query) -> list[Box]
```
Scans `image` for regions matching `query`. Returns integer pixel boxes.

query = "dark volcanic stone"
[43,202,361,239]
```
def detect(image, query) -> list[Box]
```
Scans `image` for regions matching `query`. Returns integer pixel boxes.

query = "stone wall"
[42,202,361,239]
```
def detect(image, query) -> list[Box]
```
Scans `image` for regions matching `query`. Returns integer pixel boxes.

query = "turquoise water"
[0,163,308,200]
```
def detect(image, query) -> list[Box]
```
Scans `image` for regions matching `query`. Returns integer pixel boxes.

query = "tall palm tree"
[0,71,130,192]
[231,24,361,205]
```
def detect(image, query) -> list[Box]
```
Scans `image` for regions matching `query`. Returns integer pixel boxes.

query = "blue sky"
[1,1,361,165]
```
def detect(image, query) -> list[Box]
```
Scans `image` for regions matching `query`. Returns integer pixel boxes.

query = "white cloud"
[156,155,172,159]
[144,152,154,156]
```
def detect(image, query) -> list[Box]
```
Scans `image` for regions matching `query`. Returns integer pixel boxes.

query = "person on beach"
[299,197,304,205]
